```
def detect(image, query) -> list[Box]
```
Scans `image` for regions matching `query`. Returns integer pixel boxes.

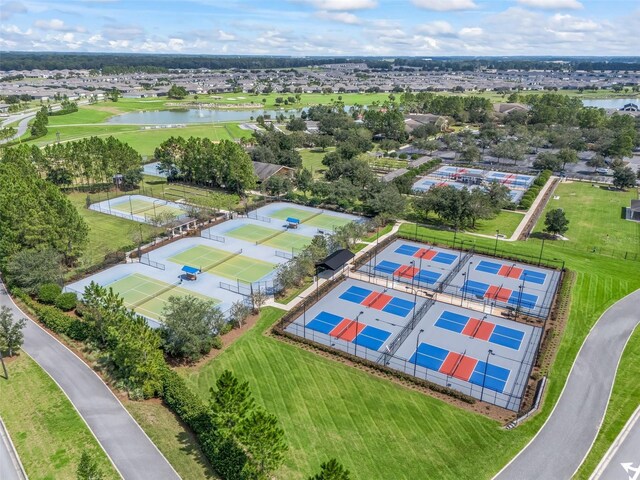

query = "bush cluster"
[518,169,552,209]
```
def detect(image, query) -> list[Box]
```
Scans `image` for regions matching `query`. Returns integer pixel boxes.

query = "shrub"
[37,304,73,333]
[399,153,408,159]
[38,283,61,304]
[211,335,223,350]
[67,319,91,341]
[55,292,77,311]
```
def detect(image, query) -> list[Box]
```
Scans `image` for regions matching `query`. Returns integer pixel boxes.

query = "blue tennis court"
[374,260,400,274]
[522,270,547,285]
[507,291,538,310]
[395,244,457,265]
[416,269,442,284]
[489,324,525,350]
[462,280,490,297]
[355,326,391,351]
[383,297,415,317]
[306,311,343,334]
[476,260,501,274]
[409,343,449,371]
[468,361,510,393]
[339,285,371,304]
[434,310,468,333]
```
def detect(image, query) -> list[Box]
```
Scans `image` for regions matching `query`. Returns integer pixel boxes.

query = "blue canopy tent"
[286,217,300,229]
[181,265,199,280]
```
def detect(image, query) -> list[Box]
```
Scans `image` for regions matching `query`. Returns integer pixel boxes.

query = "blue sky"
[0,0,637,55]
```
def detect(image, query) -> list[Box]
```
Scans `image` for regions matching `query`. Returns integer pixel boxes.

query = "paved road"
[0,417,26,480]
[494,289,640,480]
[591,406,640,480]
[0,111,35,144]
[0,280,180,480]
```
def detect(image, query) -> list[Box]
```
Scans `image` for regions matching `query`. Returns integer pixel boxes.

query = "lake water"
[581,98,639,109]
[106,107,308,125]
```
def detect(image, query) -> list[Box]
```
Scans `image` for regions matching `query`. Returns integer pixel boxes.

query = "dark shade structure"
[316,249,355,272]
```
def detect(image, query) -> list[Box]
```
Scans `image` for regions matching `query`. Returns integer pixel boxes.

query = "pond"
[105,107,308,125]
[581,98,639,109]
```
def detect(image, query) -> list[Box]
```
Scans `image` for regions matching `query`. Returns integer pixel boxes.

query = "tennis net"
[201,249,243,273]
[256,229,286,246]
[130,280,180,309]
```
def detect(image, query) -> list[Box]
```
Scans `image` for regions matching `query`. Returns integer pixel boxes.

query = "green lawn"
[472,210,525,237]
[66,191,161,272]
[299,148,331,178]
[178,182,640,479]
[124,399,217,480]
[533,182,639,255]
[0,355,119,480]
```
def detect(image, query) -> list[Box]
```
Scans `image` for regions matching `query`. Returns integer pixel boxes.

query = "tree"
[0,306,26,357]
[309,459,351,480]
[286,117,307,132]
[612,166,637,190]
[544,208,570,237]
[5,249,63,294]
[76,450,104,480]
[249,288,268,313]
[586,154,606,172]
[238,408,288,478]
[366,184,406,218]
[460,145,481,163]
[107,88,120,102]
[161,295,225,361]
[228,300,250,328]
[557,148,579,170]
[264,175,292,196]
[168,84,188,99]
[122,167,143,190]
[296,168,313,196]
[533,152,561,172]
[210,370,256,434]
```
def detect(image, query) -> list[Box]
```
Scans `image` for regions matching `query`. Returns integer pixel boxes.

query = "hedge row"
[518,169,552,210]
[12,287,267,479]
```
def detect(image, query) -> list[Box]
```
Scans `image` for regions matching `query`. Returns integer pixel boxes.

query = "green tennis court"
[168,244,230,270]
[270,207,318,222]
[106,273,219,321]
[111,198,184,217]
[209,255,276,282]
[226,224,311,251]
[270,206,353,229]
[168,244,275,282]
[304,213,353,230]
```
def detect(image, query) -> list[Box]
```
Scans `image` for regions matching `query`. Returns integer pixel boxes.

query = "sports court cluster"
[66,202,360,327]
[412,165,536,203]
[284,239,561,411]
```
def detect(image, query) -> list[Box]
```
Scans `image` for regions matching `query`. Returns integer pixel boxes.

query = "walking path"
[494,288,640,480]
[0,279,180,480]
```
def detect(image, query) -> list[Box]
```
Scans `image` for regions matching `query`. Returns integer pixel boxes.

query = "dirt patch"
[91,105,124,114]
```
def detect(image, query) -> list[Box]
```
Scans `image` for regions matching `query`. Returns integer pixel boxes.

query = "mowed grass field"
[178,182,640,479]
[534,182,640,254]
[0,355,119,480]
[300,148,331,179]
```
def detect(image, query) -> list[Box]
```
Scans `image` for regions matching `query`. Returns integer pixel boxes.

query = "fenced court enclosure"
[66,202,363,326]
[412,165,536,203]
[89,194,190,225]
[284,277,543,410]
[358,239,560,318]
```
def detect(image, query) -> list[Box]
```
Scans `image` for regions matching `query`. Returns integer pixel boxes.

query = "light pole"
[538,236,546,266]
[301,295,307,339]
[413,328,425,376]
[354,311,364,357]
[463,261,473,303]
[128,195,134,215]
[480,349,495,402]
[494,230,500,256]
[415,221,419,241]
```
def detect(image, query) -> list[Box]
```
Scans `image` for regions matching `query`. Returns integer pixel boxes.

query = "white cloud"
[417,21,455,36]
[0,1,27,20]
[315,10,361,24]
[34,18,86,33]
[216,29,236,41]
[459,27,483,36]
[304,0,376,10]
[412,0,477,11]
[517,0,583,9]
[550,14,598,31]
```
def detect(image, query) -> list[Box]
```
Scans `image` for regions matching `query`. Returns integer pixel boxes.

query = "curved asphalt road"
[495,289,640,480]
[0,279,180,480]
